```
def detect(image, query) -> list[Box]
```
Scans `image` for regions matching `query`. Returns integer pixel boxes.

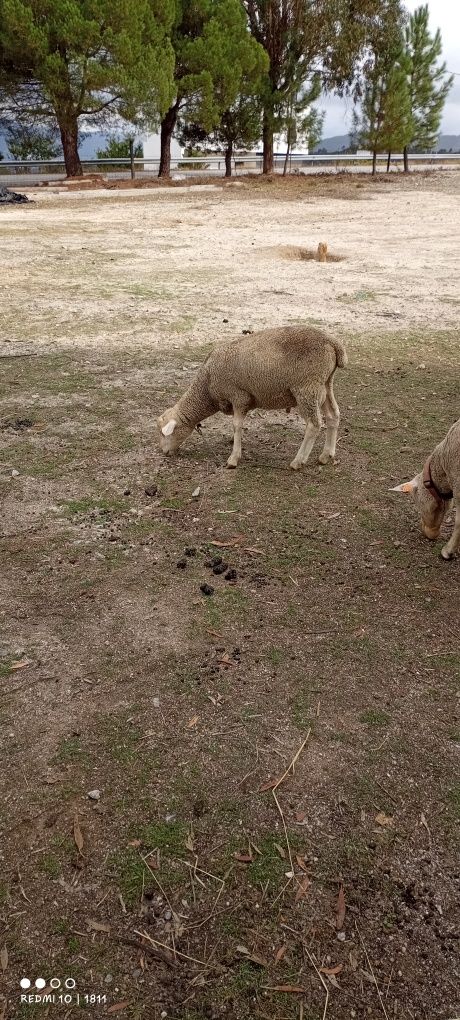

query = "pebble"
[87,789,101,801]
[164,909,172,921]
[105,974,113,984]
[153,696,160,708]
[200,583,214,596]
[192,486,201,498]
[11,469,19,477]
[144,484,158,497]
[337,931,346,941]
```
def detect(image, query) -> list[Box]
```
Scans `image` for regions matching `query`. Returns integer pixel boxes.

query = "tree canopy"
[0,0,175,176]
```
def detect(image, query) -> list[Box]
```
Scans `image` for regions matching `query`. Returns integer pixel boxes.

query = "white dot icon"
[35,978,46,990]
[20,978,31,989]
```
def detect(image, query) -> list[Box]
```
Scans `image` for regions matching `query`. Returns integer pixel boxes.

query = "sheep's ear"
[161,419,177,437]
[389,476,418,494]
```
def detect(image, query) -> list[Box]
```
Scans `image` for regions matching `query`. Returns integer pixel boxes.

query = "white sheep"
[391,418,460,560]
[157,325,347,470]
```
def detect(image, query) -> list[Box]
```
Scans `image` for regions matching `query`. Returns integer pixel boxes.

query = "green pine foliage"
[403,4,453,167]
[0,0,175,176]
[6,123,60,160]
[96,137,143,161]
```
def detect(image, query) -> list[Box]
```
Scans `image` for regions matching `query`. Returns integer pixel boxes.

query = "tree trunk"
[59,120,82,178]
[158,102,179,178]
[386,150,391,173]
[129,139,135,180]
[403,145,409,173]
[283,137,292,177]
[262,110,274,174]
[225,139,233,177]
[372,150,377,175]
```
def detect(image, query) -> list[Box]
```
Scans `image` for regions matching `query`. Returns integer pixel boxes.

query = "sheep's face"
[157,411,192,455]
[390,473,447,539]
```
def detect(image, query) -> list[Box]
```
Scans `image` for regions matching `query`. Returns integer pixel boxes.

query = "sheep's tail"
[330,338,348,369]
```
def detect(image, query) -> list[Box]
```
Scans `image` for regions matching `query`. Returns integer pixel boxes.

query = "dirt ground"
[0,171,459,1020]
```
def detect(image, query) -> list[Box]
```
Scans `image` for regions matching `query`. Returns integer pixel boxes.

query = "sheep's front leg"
[227,409,246,469]
[318,386,340,464]
[441,499,460,560]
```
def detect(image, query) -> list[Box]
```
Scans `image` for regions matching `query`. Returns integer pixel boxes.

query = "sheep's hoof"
[290,460,302,471]
[318,452,336,465]
[226,459,238,469]
[440,546,454,561]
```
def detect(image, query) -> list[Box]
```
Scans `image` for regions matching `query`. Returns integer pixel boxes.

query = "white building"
[142,132,182,169]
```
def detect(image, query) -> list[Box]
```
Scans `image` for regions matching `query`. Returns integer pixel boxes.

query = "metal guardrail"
[1,151,460,174]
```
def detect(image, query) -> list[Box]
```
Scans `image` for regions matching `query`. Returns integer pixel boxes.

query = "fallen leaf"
[185,832,195,852]
[237,944,250,955]
[236,946,268,967]
[360,969,376,984]
[206,629,223,639]
[0,947,7,971]
[274,843,286,860]
[295,810,306,823]
[187,715,199,728]
[336,884,346,930]
[375,812,394,827]
[327,973,341,988]
[107,1003,130,1014]
[320,964,343,976]
[349,949,359,971]
[274,946,286,964]
[233,852,253,863]
[9,659,31,672]
[264,985,306,994]
[296,854,308,873]
[210,535,244,548]
[217,654,234,667]
[259,776,281,792]
[127,839,141,848]
[73,814,84,856]
[295,875,311,903]
[87,919,110,933]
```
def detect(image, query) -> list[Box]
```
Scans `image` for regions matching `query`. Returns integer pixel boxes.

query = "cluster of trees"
[0,0,452,178]
[352,3,453,172]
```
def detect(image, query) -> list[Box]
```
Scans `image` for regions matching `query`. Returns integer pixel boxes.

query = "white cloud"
[320,0,460,140]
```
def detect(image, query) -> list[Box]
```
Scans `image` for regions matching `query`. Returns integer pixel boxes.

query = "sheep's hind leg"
[290,391,321,471]
[227,408,247,469]
[318,381,340,464]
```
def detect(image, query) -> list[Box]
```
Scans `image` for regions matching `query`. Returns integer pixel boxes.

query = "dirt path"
[0,173,459,1020]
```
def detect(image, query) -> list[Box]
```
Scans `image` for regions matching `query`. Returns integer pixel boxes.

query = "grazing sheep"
[157,325,347,470]
[390,418,460,560]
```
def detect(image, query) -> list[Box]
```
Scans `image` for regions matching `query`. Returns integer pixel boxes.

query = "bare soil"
[0,172,459,1020]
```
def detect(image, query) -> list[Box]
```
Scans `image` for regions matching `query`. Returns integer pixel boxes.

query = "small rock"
[192,486,201,498]
[87,789,101,801]
[153,696,160,708]
[225,569,237,581]
[123,489,131,496]
[242,329,253,335]
[337,931,346,941]
[200,583,214,596]
[176,559,187,569]
[222,318,229,323]
[145,484,158,497]
[105,974,113,984]
[165,812,176,823]
[164,909,172,921]
[133,969,142,979]
[11,469,20,477]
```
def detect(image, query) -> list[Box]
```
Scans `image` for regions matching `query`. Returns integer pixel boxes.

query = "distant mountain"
[313,134,460,154]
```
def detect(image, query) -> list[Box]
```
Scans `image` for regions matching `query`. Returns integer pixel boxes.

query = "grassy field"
[0,173,459,1020]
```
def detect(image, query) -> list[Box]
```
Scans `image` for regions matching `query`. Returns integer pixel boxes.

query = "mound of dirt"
[0,186,30,204]
[267,244,345,263]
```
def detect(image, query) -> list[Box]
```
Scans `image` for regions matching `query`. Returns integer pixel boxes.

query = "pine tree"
[0,0,175,177]
[403,4,453,171]
[6,123,60,160]
[243,0,401,175]
[357,47,412,173]
[157,0,267,178]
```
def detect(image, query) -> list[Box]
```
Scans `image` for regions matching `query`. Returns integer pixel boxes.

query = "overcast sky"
[321,0,460,138]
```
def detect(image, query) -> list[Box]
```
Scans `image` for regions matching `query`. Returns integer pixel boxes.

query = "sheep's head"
[390,474,447,540]
[157,410,192,456]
